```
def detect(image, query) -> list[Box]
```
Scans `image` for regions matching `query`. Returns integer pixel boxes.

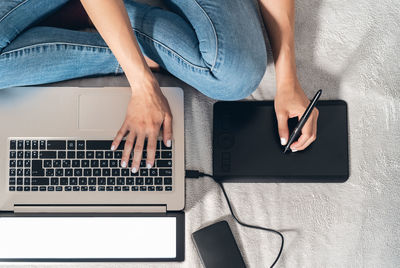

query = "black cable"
[186,170,284,268]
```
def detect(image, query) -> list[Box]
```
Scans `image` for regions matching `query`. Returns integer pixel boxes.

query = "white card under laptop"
[0,86,185,261]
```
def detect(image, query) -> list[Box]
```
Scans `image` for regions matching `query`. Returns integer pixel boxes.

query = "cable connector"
[185,169,202,179]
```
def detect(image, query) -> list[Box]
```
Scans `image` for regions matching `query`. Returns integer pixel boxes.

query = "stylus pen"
[283,89,322,153]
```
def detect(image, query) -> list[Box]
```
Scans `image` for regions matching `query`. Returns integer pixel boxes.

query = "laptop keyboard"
[8,139,173,192]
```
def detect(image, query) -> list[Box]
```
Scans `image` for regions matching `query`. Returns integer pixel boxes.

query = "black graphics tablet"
[213,101,349,182]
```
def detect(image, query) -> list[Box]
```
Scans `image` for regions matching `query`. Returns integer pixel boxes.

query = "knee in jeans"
[209,49,267,101]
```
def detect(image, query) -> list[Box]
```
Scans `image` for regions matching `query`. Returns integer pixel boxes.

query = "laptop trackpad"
[78,94,129,130]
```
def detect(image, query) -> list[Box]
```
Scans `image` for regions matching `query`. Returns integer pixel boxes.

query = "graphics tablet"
[213,101,349,182]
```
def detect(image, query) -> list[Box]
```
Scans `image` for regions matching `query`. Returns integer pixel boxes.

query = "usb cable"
[185,170,284,268]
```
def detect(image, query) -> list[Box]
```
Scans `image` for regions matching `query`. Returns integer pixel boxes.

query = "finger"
[276,113,289,146]
[111,123,128,151]
[121,132,135,168]
[146,133,158,168]
[290,119,315,151]
[294,136,316,151]
[131,133,145,174]
[162,113,173,147]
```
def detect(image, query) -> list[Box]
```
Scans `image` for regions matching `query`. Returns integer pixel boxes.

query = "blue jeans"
[0,0,267,100]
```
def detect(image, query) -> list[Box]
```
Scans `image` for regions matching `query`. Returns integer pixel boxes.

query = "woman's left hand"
[274,82,319,152]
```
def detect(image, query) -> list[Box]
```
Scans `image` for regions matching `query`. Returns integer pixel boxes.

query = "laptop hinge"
[13,205,167,213]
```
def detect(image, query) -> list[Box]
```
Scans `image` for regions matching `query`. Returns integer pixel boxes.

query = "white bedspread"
[2,0,399,267]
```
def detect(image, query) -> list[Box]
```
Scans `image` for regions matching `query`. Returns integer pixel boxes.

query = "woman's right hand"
[111,74,173,174]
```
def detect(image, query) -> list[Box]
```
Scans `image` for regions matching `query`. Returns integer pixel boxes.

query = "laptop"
[0,86,185,261]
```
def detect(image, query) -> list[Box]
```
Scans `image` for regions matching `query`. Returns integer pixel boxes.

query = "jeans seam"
[0,42,111,56]
[0,0,30,24]
[133,29,209,71]
[192,0,218,72]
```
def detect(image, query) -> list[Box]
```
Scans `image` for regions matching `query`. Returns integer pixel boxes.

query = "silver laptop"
[0,86,185,214]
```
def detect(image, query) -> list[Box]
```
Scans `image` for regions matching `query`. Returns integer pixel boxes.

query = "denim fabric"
[0,0,267,100]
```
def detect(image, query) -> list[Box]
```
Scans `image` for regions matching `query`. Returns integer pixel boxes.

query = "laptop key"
[81,186,88,191]
[17,169,23,176]
[65,186,72,191]
[114,186,121,191]
[77,151,85,159]
[132,186,139,191]
[86,151,94,159]
[126,177,135,185]
[74,169,82,176]
[65,169,73,176]
[24,140,31,150]
[10,151,16,158]
[40,151,57,159]
[98,186,105,191]
[48,186,54,191]
[17,140,24,150]
[9,160,16,167]
[150,169,158,176]
[32,177,49,185]
[60,177,68,185]
[77,140,85,150]
[110,160,118,167]
[161,151,172,159]
[62,160,71,167]
[105,151,113,159]
[79,177,87,185]
[32,186,38,191]
[159,169,172,176]
[100,160,108,167]
[46,140,66,150]
[112,169,120,176]
[156,186,163,191]
[98,177,106,185]
[9,186,15,191]
[164,177,172,185]
[84,169,92,176]
[86,140,112,150]
[45,169,54,176]
[58,151,66,159]
[67,140,76,150]
[157,160,172,167]
[96,151,104,159]
[91,160,99,167]
[81,160,89,168]
[148,186,155,191]
[107,177,115,185]
[56,186,63,191]
[155,177,162,185]
[140,169,149,176]
[136,177,144,185]
[122,186,129,191]
[106,186,114,191]
[89,186,96,191]
[55,169,63,176]
[32,151,38,159]
[145,177,153,185]
[43,160,52,168]
[39,140,45,150]
[24,177,30,185]
[117,177,125,185]
[165,186,173,191]
[24,151,31,158]
[51,178,59,185]
[69,177,78,185]
[9,177,16,185]
[17,160,23,167]
[17,151,23,158]
[88,177,97,185]
[24,186,31,191]
[102,169,110,176]
[72,160,80,167]
[17,186,23,191]
[73,186,80,191]
[32,140,38,150]
[93,169,101,176]
[67,151,76,159]
[140,186,147,191]
[39,186,46,191]
[10,140,16,150]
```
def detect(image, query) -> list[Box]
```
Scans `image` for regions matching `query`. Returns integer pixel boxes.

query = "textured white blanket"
[3,0,399,267]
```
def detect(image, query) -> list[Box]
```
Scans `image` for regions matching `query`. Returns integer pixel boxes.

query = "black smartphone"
[192,221,246,268]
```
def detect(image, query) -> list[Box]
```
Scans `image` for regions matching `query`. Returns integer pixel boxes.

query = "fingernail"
[146,163,152,169]
[131,167,137,173]
[166,139,171,147]
[121,161,126,168]
[110,145,115,151]
[280,138,287,146]
[291,148,298,152]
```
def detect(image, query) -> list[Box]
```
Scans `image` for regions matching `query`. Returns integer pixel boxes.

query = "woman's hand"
[274,82,319,152]
[111,75,173,173]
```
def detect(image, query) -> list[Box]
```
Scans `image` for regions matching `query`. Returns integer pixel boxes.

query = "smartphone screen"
[0,217,176,259]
